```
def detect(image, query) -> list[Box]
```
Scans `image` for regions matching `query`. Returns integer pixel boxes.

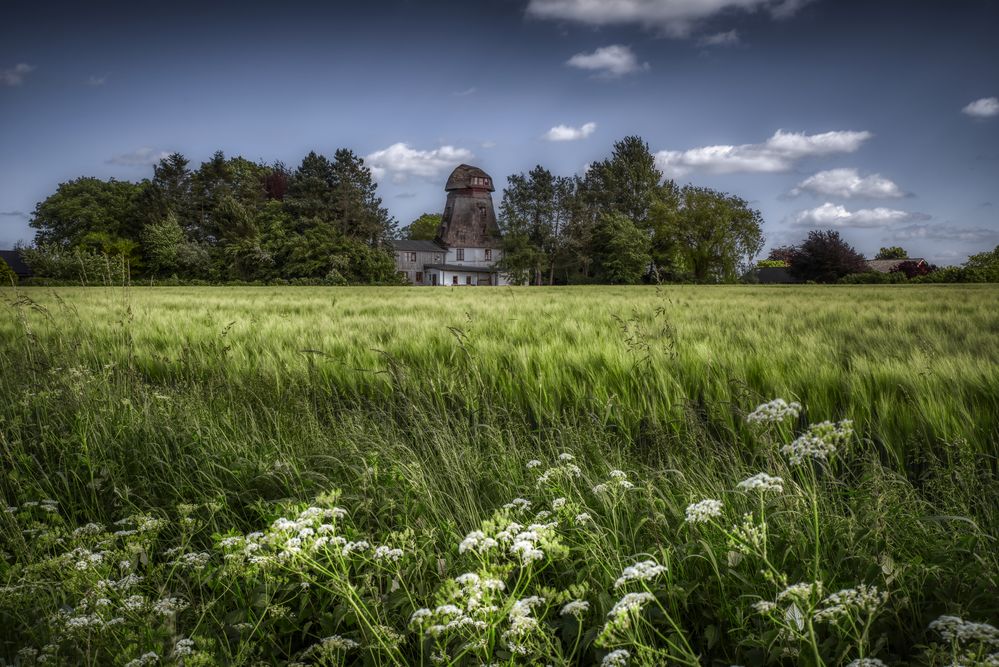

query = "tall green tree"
[402,213,442,241]
[30,177,146,248]
[651,186,764,282]
[498,166,577,285]
[875,246,908,260]
[580,136,663,226]
[591,212,651,284]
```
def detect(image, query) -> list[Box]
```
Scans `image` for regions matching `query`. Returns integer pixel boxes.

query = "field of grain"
[1,285,997,666]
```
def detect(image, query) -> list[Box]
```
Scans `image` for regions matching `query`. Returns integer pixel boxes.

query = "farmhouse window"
[485,249,492,260]
[415,271,423,283]
[407,252,417,262]
[456,248,464,261]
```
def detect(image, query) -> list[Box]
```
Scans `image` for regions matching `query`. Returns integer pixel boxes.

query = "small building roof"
[424,263,497,273]
[755,267,800,284]
[866,258,926,273]
[445,164,494,192]
[391,239,445,252]
[0,249,31,277]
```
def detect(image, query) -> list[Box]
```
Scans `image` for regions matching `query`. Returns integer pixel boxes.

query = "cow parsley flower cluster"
[747,398,802,424]
[736,472,784,494]
[928,615,999,646]
[814,584,889,623]
[781,420,854,466]
[534,455,583,487]
[602,648,631,666]
[845,659,887,667]
[600,592,655,638]
[561,599,590,617]
[777,581,823,604]
[614,559,666,589]
[685,498,723,524]
[502,596,545,654]
[593,469,635,495]
[459,530,499,555]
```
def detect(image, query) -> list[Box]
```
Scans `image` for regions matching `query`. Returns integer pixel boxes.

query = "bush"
[0,257,16,286]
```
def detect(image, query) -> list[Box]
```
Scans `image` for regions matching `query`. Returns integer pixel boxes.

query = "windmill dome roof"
[445,164,494,191]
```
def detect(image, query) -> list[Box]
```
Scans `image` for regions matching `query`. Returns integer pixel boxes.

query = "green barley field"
[1,285,997,666]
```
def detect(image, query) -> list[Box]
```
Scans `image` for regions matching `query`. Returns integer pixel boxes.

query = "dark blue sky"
[2,0,997,263]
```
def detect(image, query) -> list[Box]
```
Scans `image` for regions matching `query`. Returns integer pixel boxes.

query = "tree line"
[15,136,766,285]
[20,150,399,284]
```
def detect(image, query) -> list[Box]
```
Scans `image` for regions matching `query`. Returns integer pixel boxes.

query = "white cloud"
[543,122,597,141]
[790,202,928,228]
[1,63,35,86]
[699,29,740,46]
[86,75,108,86]
[365,143,474,183]
[962,97,999,118]
[107,147,171,166]
[789,168,904,199]
[892,223,999,243]
[527,0,812,37]
[566,45,647,77]
[655,129,873,176]
[452,87,477,97]
[1,210,28,218]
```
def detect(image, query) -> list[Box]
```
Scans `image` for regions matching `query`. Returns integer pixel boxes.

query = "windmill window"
[485,249,492,260]
[455,248,464,261]
[407,252,417,262]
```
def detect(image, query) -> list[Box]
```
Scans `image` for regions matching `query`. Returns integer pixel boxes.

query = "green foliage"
[756,259,788,268]
[963,244,999,282]
[875,245,909,260]
[0,286,997,664]
[0,257,16,285]
[17,244,129,284]
[402,212,442,240]
[651,186,764,283]
[591,213,650,284]
[30,177,147,247]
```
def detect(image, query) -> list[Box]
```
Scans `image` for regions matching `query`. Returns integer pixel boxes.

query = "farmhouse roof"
[445,164,494,192]
[755,267,800,284]
[0,249,31,278]
[866,258,926,273]
[424,263,497,273]
[390,239,445,252]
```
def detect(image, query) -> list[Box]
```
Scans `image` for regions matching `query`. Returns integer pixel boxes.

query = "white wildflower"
[503,498,532,511]
[152,597,188,616]
[781,420,853,466]
[173,638,195,657]
[561,599,590,617]
[614,559,667,588]
[527,459,542,469]
[747,398,801,424]
[602,649,631,667]
[558,452,575,462]
[373,546,404,562]
[929,615,999,646]
[845,660,887,667]
[685,498,723,524]
[814,584,888,623]
[320,635,360,651]
[551,497,566,510]
[736,472,784,494]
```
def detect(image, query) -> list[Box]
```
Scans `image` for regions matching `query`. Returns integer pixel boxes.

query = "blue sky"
[1,0,997,263]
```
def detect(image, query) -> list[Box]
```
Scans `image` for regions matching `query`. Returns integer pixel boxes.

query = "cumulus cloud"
[365,143,474,183]
[790,202,928,228]
[962,97,999,118]
[789,168,904,199]
[1,63,35,86]
[107,147,171,166]
[655,129,872,176]
[891,223,999,243]
[566,45,647,77]
[699,29,740,46]
[527,0,812,37]
[544,122,597,141]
